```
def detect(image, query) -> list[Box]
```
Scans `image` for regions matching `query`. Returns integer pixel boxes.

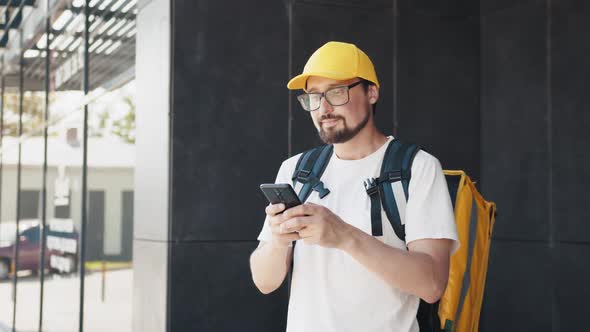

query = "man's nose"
[317,96,333,115]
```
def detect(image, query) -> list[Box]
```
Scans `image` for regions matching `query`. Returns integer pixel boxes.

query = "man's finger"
[284,203,316,219]
[271,221,297,234]
[283,216,311,232]
[268,217,284,226]
[266,203,286,216]
[269,213,289,226]
[297,227,313,238]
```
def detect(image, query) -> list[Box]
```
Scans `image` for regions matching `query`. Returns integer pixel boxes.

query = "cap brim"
[286,72,356,90]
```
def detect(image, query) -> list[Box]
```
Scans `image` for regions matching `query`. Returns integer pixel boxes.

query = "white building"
[1,132,135,261]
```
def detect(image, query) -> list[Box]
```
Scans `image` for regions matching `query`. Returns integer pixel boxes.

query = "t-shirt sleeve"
[404,151,460,254]
[256,157,299,243]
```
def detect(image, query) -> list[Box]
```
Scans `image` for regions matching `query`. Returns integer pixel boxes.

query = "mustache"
[320,114,344,121]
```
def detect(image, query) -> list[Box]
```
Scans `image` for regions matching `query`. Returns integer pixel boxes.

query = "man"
[249,41,459,332]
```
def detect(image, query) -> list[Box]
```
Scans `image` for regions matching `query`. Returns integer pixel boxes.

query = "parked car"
[0,219,79,279]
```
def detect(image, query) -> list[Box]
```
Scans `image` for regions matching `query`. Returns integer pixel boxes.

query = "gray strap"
[455,198,479,331]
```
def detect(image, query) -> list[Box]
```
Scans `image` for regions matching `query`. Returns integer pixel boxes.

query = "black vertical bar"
[0,58,4,296]
[166,1,174,331]
[79,1,90,331]
[38,12,51,332]
[392,0,399,137]
[12,32,24,332]
[286,0,294,302]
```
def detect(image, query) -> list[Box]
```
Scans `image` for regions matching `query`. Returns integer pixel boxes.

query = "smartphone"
[259,183,302,210]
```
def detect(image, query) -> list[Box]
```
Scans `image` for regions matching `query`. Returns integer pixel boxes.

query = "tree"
[1,92,47,137]
[2,89,136,143]
[110,95,135,144]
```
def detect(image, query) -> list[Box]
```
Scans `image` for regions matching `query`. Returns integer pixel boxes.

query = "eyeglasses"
[296,80,364,112]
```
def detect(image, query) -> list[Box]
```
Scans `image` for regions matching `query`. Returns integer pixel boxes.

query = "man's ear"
[368,85,379,104]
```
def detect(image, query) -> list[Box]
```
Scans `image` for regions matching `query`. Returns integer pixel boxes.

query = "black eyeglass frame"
[297,80,364,112]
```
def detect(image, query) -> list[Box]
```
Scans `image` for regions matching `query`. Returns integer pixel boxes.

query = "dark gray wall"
[160,0,589,331]
[398,1,480,178]
[167,0,480,331]
[169,0,289,331]
[480,0,590,331]
[551,1,590,328]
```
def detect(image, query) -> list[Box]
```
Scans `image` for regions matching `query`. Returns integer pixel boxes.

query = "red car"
[0,219,78,279]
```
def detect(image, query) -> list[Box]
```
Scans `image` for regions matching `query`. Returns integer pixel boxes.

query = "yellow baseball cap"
[287,41,380,90]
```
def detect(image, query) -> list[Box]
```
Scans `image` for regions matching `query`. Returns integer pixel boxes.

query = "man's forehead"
[305,76,356,92]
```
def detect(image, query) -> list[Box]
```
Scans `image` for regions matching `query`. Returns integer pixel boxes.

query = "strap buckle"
[364,177,379,196]
[296,170,311,183]
[313,182,331,198]
[386,170,402,182]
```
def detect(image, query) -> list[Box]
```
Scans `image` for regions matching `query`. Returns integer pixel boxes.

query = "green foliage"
[2,91,136,144]
[110,95,135,144]
[1,92,46,137]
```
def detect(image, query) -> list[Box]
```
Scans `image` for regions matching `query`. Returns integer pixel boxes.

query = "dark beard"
[318,109,371,144]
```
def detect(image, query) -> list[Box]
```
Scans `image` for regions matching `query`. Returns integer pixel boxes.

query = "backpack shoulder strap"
[291,144,334,203]
[288,145,333,290]
[377,139,421,243]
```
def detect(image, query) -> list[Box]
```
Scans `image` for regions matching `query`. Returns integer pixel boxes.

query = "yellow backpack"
[438,170,496,332]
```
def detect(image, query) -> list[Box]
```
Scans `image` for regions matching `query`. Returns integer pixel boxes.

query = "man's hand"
[281,203,353,249]
[266,203,301,248]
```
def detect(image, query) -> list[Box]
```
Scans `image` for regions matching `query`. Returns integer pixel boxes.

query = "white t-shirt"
[257,136,459,332]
